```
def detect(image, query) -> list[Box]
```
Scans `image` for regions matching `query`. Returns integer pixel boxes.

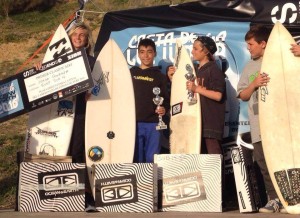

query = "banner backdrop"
[94,0,300,165]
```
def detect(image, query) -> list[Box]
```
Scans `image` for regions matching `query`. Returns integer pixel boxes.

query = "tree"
[0,0,14,20]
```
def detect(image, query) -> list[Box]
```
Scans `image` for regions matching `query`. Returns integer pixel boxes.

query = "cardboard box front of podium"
[18,162,85,212]
[154,154,222,212]
[94,163,157,213]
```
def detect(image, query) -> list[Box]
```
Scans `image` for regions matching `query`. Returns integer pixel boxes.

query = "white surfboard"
[259,22,300,214]
[24,24,75,156]
[85,39,136,197]
[169,39,201,154]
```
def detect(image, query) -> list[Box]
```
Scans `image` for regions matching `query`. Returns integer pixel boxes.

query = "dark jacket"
[130,66,170,122]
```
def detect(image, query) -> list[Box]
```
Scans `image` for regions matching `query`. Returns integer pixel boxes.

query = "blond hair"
[68,23,94,55]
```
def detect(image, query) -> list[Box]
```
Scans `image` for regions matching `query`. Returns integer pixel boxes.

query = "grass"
[0,115,27,209]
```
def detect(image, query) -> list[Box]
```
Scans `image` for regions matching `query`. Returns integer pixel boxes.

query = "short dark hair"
[245,24,271,43]
[138,38,156,53]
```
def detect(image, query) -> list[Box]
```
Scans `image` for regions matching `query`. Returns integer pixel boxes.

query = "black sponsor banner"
[95,174,138,207]
[0,48,93,123]
[38,168,85,200]
[95,0,300,55]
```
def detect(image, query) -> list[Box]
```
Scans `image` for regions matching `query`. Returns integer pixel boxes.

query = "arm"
[290,44,300,57]
[187,82,222,101]
[186,64,224,102]
[238,73,270,101]
[166,65,176,82]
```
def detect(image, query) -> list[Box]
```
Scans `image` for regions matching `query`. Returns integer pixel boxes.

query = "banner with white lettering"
[0,48,93,123]
[94,0,300,141]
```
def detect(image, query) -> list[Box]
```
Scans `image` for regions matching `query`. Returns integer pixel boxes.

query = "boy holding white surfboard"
[168,36,226,154]
[237,24,285,213]
[186,36,226,154]
[67,23,96,212]
[131,38,170,163]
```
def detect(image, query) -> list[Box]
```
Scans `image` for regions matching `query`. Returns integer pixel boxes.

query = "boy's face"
[70,27,88,50]
[246,37,266,59]
[138,45,156,69]
[192,41,207,62]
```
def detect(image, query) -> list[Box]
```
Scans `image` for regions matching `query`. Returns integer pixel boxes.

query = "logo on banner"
[165,181,201,203]
[162,172,206,207]
[43,173,79,191]
[38,169,85,200]
[0,80,24,118]
[95,174,138,207]
[271,2,299,24]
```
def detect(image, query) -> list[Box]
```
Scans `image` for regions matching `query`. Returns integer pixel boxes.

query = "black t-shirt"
[75,55,96,116]
[130,66,170,123]
[196,61,226,140]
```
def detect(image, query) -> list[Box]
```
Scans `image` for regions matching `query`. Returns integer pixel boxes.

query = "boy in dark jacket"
[131,38,170,163]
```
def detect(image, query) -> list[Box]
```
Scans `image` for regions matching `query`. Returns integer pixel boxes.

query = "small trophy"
[185,64,197,105]
[153,87,167,130]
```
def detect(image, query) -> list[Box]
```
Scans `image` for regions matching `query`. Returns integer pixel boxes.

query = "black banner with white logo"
[38,168,85,200]
[95,174,138,207]
[0,48,93,123]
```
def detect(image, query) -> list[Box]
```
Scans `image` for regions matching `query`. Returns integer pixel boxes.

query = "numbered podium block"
[154,154,222,212]
[94,163,157,212]
[231,145,261,212]
[18,162,85,212]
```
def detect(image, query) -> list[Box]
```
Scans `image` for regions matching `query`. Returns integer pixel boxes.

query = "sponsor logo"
[88,146,104,162]
[35,127,59,138]
[57,100,74,117]
[260,85,268,102]
[172,102,183,116]
[37,100,44,106]
[43,173,79,191]
[96,175,138,207]
[239,191,246,209]
[231,148,242,164]
[49,37,72,59]
[38,169,85,200]
[165,181,201,203]
[125,31,226,67]
[133,75,154,82]
[0,82,20,115]
[162,172,206,206]
[92,71,109,96]
[174,45,182,68]
[23,68,36,78]
[271,2,299,24]
[101,183,134,203]
[67,51,82,60]
[40,58,63,71]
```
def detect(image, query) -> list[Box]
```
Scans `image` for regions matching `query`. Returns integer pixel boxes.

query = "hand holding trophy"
[185,64,197,105]
[153,87,167,130]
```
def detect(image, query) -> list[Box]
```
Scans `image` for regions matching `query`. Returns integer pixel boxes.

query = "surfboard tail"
[286,204,300,214]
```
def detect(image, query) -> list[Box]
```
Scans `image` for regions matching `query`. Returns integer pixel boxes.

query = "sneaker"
[259,199,283,213]
[85,192,96,212]
[280,207,287,214]
[85,204,96,212]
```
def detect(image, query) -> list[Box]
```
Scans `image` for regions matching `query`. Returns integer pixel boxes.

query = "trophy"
[185,64,197,105]
[153,87,167,130]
